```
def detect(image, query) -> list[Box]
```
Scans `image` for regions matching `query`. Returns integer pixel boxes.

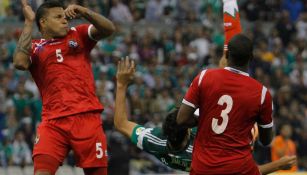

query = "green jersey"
[130,125,197,172]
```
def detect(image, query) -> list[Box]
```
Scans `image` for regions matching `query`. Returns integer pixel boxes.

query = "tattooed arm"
[13,0,35,70]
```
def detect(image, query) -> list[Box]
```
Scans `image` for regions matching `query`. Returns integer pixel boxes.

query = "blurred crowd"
[0,0,307,174]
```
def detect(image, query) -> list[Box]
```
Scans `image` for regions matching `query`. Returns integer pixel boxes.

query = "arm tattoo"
[16,31,32,56]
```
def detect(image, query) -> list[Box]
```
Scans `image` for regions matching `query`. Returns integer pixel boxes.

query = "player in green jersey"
[114,57,297,174]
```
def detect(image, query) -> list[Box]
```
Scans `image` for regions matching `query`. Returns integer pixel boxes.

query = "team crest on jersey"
[136,127,145,135]
[68,40,79,48]
[34,134,40,144]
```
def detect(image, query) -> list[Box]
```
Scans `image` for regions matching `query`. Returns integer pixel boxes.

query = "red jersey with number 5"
[183,67,273,174]
[29,24,103,120]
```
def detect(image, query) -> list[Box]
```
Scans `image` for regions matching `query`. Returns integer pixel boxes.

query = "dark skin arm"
[13,0,35,70]
[258,127,274,146]
[177,104,198,128]
[64,5,115,40]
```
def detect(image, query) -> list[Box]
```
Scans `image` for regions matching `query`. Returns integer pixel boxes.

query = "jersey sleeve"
[223,0,242,50]
[75,24,97,51]
[130,125,167,154]
[183,70,207,108]
[257,87,274,128]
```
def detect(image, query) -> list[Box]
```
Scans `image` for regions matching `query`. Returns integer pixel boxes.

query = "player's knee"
[34,155,60,175]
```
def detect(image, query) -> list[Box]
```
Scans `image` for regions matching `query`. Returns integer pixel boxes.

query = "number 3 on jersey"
[212,95,233,134]
[56,49,64,62]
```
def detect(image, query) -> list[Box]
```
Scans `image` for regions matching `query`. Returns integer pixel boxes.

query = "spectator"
[271,124,298,172]
[296,12,307,40]
[283,0,303,22]
[109,0,133,23]
[145,0,166,22]
[275,11,296,47]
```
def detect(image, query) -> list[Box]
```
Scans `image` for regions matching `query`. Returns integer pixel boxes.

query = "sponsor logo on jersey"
[68,40,79,48]
[136,127,145,135]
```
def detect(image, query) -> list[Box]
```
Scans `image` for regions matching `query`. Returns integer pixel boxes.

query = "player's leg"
[34,155,60,175]
[70,112,108,172]
[33,120,70,175]
[83,167,107,175]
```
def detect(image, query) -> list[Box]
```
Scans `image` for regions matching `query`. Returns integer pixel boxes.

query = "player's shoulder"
[131,125,163,142]
[32,38,46,45]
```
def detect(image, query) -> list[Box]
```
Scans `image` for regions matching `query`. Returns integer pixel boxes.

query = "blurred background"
[0,0,306,174]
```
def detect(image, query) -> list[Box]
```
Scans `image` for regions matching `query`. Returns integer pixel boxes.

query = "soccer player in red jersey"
[177,34,274,175]
[13,0,115,175]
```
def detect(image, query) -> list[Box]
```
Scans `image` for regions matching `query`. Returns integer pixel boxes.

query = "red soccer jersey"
[30,24,103,120]
[183,67,273,174]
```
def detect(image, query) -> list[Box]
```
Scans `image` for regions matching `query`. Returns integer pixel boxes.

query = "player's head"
[36,1,68,38]
[163,108,190,152]
[227,34,253,67]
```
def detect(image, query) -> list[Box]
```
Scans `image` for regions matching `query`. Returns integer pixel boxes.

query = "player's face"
[42,7,69,38]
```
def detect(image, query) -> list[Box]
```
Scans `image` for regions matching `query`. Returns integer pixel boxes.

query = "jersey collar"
[224,67,249,77]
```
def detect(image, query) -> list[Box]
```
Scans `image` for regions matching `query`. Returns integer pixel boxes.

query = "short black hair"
[35,1,64,30]
[162,108,188,150]
[227,34,253,67]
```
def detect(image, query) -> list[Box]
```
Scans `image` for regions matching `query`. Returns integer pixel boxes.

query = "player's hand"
[21,0,35,23]
[278,155,297,170]
[116,56,136,87]
[219,51,227,68]
[64,4,87,19]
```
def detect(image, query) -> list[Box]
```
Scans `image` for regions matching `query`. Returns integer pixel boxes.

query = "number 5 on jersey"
[212,95,233,134]
[56,49,64,62]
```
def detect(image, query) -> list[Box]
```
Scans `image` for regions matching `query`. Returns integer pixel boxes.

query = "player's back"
[189,67,270,174]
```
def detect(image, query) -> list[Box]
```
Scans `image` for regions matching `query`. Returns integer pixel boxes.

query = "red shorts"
[33,111,108,168]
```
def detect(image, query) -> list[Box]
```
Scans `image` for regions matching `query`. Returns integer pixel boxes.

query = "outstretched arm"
[13,0,35,70]
[64,5,115,40]
[114,57,137,138]
[219,0,242,68]
[258,156,297,175]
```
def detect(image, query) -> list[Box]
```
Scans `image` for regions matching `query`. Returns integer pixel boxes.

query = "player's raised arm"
[13,0,35,70]
[219,0,242,68]
[64,4,115,40]
[258,155,297,175]
[114,57,137,138]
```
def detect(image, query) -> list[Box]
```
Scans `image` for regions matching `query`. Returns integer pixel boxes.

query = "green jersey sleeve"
[130,125,193,172]
[130,125,168,154]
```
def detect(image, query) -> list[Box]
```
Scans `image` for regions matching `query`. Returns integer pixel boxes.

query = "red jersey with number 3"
[183,67,273,174]
[29,24,103,120]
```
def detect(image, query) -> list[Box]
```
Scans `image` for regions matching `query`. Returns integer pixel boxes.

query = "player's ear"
[40,18,47,30]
